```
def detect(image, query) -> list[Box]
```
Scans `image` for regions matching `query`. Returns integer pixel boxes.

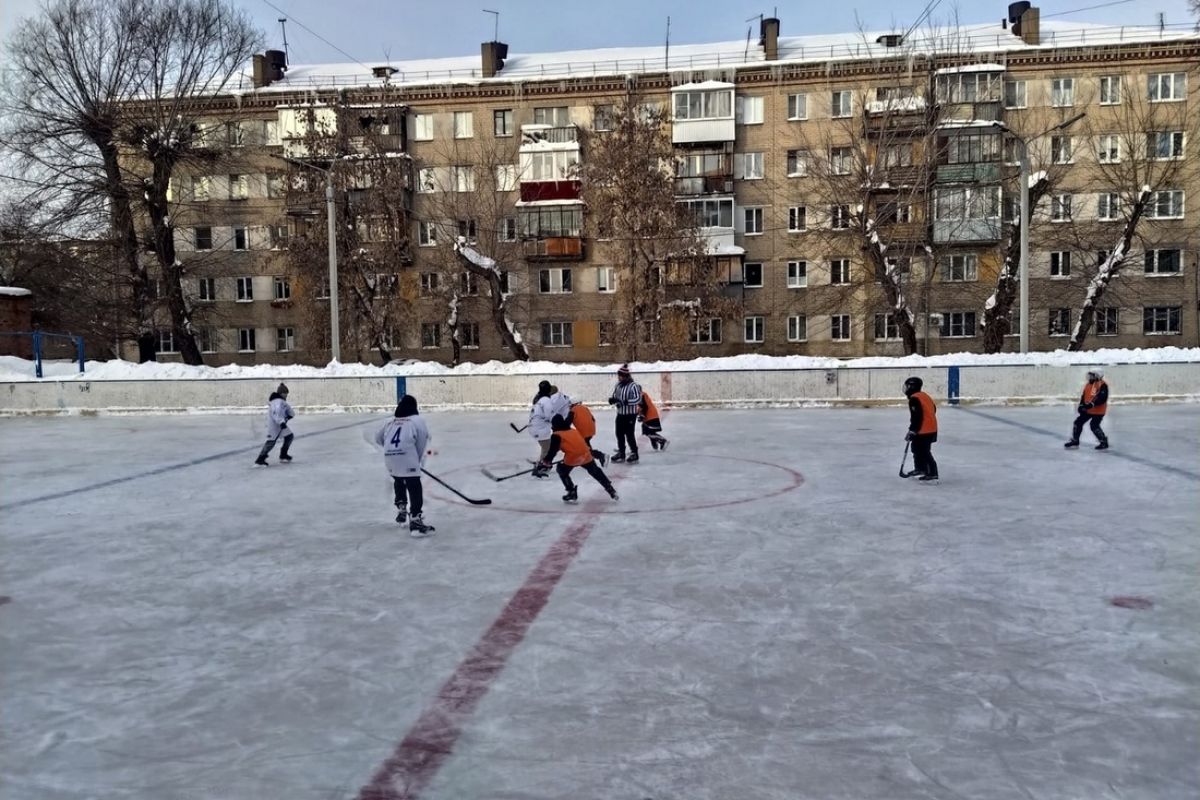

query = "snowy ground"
[1,405,1198,800]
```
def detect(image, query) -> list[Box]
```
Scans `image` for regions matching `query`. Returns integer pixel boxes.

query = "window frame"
[275,327,295,353]
[235,276,253,302]
[1003,79,1026,109]
[1049,251,1072,278]
[1142,306,1181,335]
[941,254,979,282]
[787,260,807,288]
[453,111,474,139]
[829,258,851,285]
[742,262,763,288]
[540,320,574,347]
[742,206,764,235]
[831,90,852,118]
[787,93,808,121]
[1095,307,1119,336]
[873,313,901,342]
[272,275,291,300]
[787,314,808,342]
[493,108,513,137]
[1050,77,1075,107]
[538,268,573,294]
[596,266,617,293]
[788,206,807,232]
[1144,248,1181,276]
[197,277,216,302]
[1148,72,1187,103]
[940,311,977,338]
[237,327,256,352]
[689,317,723,344]
[744,315,765,343]
[830,314,852,341]
[1099,74,1122,105]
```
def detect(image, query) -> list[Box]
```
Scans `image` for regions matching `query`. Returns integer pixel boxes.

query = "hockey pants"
[911,434,938,478]
[393,476,423,515]
[258,432,293,460]
[614,413,638,456]
[557,461,614,494]
[1071,412,1107,445]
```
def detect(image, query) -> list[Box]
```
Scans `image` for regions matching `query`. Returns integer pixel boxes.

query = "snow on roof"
[239,21,1200,94]
[671,80,736,91]
[514,198,584,207]
[934,63,1007,74]
[0,287,33,297]
[938,119,1004,128]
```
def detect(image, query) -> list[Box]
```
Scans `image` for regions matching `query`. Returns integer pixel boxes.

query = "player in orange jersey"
[567,399,607,465]
[539,414,618,503]
[637,392,669,451]
[903,376,939,482]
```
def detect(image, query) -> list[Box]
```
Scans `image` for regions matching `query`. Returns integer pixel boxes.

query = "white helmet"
[1087,368,1104,380]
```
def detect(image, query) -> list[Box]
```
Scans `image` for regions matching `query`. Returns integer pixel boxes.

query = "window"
[640,320,659,344]
[157,331,177,353]
[418,221,437,246]
[937,72,1001,103]
[831,90,852,118]
[417,167,437,193]
[419,323,441,348]
[1003,79,1026,109]
[459,322,481,349]
[1051,194,1073,222]
[519,206,582,237]
[1147,131,1185,160]
[191,175,211,201]
[878,201,911,224]
[238,328,256,352]
[453,111,473,138]
[874,313,900,341]
[597,320,615,346]
[1050,135,1073,164]
[233,226,248,251]
[235,276,253,302]
[1148,72,1186,102]
[498,216,517,242]
[1098,192,1121,221]
[680,197,734,228]
[1048,308,1071,337]
[228,174,248,200]
[940,311,977,338]
[457,218,477,244]
[736,95,764,124]
[491,164,517,193]
[787,315,807,342]
[787,93,808,120]
[1051,77,1075,107]
[1144,249,1181,275]
[269,224,289,249]
[742,207,764,234]
[934,186,1001,222]
[1003,139,1021,166]
[944,132,1001,164]
[737,152,764,180]
[197,277,215,302]
[880,144,912,169]
[830,258,851,285]
[786,149,808,177]
[533,106,569,126]
[941,254,978,282]
[460,272,480,296]
[264,119,279,146]
[593,104,615,131]
[539,268,572,293]
[1050,251,1071,278]
[742,262,763,287]
[374,273,399,296]
[528,150,579,181]
[830,146,853,175]
[413,114,433,140]
[1147,190,1184,219]
[197,328,217,353]
[276,327,294,352]
[194,226,213,251]
[1096,307,1119,336]
[690,318,722,344]
[316,276,330,299]
[830,314,851,341]
[673,89,733,120]
[419,272,440,296]
[451,166,475,192]
[1002,194,1019,223]
[788,206,807,232]
[273,276,291,300]
[266,173,284,198]
[1099,75,1122,105]
[597,266,616,293]
[498,271,511,294]
[787,261,807,288]
[830,205,851,230]
[744,316,765,343]
[226,121,244,147]
[541,321,573,346]
[1143,306,1180,334]
[1097,134,1121,164]
[493,109,513,137]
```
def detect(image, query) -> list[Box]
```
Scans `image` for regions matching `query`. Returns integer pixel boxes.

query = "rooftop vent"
[876,34,904,47]
[481,41,508,78]
[759,17,780,61]
[372,66,398,79]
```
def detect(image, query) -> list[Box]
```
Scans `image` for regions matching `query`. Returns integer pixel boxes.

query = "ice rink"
[2,403,1198,800]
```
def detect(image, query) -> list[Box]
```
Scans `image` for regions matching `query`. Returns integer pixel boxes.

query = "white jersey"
[528,391,571,440]
[375,415,430,477]
[266,397,294,438]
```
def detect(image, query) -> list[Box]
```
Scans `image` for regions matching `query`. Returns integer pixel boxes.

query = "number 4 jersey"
[376,415,431,477]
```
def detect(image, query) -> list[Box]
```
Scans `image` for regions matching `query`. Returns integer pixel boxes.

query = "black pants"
[911,433,938,478]
[615,413,638,456]
[584,436,605,461]
[557,460,614,493]
[257,433,293,460]
[393,476,423,515]
[1071,412,1107,444]
[641,418,667,448]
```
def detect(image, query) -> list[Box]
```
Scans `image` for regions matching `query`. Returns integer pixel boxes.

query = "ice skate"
[918,474,939,483]
[626,452,639,464]
[611,452,626,463]
[254,456,269,466]
[1063,440,1080,448]
[901,469,924,478]
[607,487,619,501]
[658,438,669,451]
[395,503,407,525]
[1095,441,1109,450]
[409,514,436,538]
[279,454,293,462]
[562,486,578,503]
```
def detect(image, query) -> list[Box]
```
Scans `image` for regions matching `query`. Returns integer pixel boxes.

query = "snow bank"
[4,347,1199,383]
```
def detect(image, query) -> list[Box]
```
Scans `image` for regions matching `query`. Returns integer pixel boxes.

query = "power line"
[903,0,945,41]
[258,0,373,71]
[1041,0,1136,18]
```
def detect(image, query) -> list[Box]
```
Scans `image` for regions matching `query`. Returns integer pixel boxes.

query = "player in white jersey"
[254,383,294,466]
[375,394,435,537]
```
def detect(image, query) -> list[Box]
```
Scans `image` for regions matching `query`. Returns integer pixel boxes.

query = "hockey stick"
[509,422,529,433]
[899,441,911,478]
[481,460,562,482]
[421,468,492,505]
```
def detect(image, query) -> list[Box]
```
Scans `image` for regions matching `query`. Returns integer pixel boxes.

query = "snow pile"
[4,348,1199,383]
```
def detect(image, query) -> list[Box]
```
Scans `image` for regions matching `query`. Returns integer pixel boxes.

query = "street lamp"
[276,154,341,363]
[993,111,1085,353]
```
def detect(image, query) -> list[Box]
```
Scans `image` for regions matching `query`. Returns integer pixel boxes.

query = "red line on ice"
[357,509,602,800]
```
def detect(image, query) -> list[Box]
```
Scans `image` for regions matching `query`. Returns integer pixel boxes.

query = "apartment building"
[150,5,1200,364]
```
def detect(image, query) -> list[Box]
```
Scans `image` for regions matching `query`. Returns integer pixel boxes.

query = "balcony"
[521,125,579,146]
[933,219,1001,244]
[936,162,1001,183]
[877,221,929,243]
[523,237,585,261]
[675,174,734,195]
[519,180,581,203]
[872,164,925,187]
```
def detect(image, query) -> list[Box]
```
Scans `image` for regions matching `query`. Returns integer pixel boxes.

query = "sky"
[1,0,1196,66]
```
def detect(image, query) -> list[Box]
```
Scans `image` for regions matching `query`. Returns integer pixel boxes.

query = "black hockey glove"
[607,397,618,405]
[905,431,915,442]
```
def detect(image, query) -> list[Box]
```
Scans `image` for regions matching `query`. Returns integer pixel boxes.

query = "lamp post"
[993,112,1085,353]
[277,155,341,363]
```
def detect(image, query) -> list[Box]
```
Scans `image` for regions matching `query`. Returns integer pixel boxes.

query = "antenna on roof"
[1157,11,1164,32]
[278,18,289,65]
[665,16,671,69]
[745,14,762,61]
[483,8,499,42]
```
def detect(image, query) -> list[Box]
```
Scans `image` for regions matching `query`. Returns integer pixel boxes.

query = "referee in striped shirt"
[608,363,642,463]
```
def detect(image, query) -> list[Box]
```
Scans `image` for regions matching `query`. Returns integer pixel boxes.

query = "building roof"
[237,20,1200,95]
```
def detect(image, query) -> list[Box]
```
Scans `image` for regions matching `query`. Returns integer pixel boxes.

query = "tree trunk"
[982,177,1050,353]
[452,248,529,360]
[145,156,204,365]
[98,140,154,362]
[861,232,919,355]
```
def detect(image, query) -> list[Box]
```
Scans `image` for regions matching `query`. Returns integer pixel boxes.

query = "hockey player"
[254,382,294,466]
[375,394,435,537]
[902,376,939,482]
[538,414,618,503]
[638,391,669,451]
[567,399,606,466]
[608,364,642,463]
[530,381,571,477]
[1065,369,1110,450]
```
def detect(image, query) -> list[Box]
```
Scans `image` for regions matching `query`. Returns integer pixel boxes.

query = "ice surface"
[1,405,1198,799]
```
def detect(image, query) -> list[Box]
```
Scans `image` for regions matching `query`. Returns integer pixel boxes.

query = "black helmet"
[551,413,570,431]
[396,394,419,417]
[536,380,552,397]
[903,376,923,396]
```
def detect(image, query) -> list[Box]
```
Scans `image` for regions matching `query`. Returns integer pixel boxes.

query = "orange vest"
[1082,381,1107,415]
[571,403,597,439]
[556,428,594,466]
[640,393,660,422]
[914,391,938,434]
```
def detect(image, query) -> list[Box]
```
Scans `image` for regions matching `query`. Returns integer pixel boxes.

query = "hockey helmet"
[903,376,923,396]
[1087,368,1104,381]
